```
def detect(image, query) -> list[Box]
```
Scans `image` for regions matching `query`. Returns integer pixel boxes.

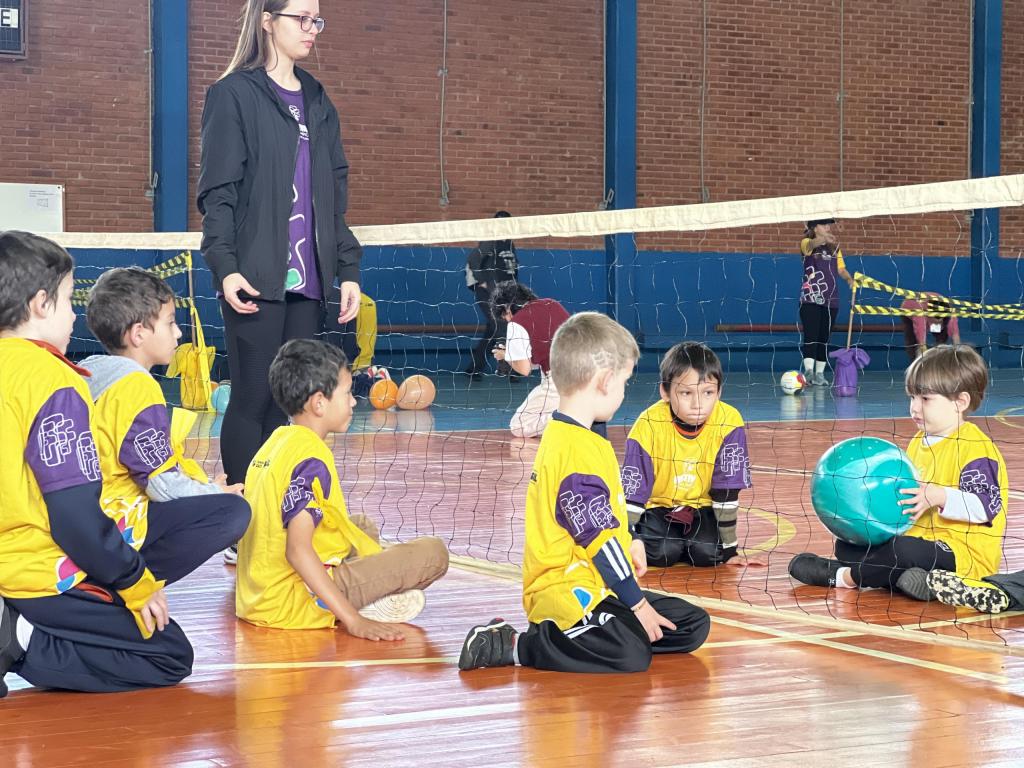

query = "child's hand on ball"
[900,483,947,521]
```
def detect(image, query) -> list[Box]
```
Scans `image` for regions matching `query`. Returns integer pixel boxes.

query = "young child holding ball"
[789,345,1007,600]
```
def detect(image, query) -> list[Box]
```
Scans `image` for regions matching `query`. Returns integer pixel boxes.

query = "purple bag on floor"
[829,347,870,397]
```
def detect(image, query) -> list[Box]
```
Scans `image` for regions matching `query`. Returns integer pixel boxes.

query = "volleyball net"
[49,173,1024,656]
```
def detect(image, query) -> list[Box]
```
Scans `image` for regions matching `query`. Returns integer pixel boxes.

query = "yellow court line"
[196,657,456,672]
[706,613,1008,685]
[738,507,796,555]
[995,406,1024,430]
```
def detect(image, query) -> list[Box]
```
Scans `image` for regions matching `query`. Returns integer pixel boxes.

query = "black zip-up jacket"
[197,66,361,300]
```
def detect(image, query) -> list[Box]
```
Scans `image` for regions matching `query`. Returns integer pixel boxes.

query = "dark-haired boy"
[236,339,449,637]
[81,267,250,569]
[0,233,205,696]
[490,280,570,438]
[622,342,751,568]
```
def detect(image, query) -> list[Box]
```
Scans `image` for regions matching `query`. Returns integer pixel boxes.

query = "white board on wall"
[0,182,64,232]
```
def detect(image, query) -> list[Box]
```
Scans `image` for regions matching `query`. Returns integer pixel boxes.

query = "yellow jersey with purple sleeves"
[621,400,751,512]
[91,370,175,551]
[0,338,98,598]
[906,421,1008,580]
[523,417,634,630]
[236,425,381,630]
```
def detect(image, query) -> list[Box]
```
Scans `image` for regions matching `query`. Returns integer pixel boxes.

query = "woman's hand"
[222,273,261,314]
[338,281,361,323]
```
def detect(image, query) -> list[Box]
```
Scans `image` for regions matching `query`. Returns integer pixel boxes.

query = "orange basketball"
[396,374,436,410]
[369,379,399,410]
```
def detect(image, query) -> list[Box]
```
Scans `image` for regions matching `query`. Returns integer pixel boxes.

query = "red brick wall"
[1001,3,1024,258]
[637,0,972,255]
[0,2,153,232]
[1,0,997,258]
[187,1,606,233]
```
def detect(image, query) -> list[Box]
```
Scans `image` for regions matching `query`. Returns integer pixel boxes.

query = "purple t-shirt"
[800,242,842,308]
[272,81,322,301]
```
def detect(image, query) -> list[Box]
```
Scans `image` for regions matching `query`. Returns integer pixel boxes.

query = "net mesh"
[55,174,1024,655]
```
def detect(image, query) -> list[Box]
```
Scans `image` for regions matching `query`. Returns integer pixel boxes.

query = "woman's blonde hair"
[905,344,988,413]
[549,312,639,396]
[221,0,290,79]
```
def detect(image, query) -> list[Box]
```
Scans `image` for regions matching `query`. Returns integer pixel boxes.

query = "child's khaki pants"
[332,515,449,608]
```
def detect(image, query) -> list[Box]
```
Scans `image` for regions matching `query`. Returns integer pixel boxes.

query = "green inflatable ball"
[810,437,919,546]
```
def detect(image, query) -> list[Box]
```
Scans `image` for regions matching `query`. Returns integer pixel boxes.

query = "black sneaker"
[458,618,518,671]
[0,597,27,699]
[895,568,933,601]
[788,553,842,587]
[927,570,1011,614]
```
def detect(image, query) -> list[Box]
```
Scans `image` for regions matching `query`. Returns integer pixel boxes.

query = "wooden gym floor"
[4,412,1024,767]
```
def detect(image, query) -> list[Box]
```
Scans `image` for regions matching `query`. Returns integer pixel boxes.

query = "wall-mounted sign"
[0,1,26,60]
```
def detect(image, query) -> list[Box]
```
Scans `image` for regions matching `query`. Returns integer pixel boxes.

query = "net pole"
[846,283,857,349]
[186,250,197,347]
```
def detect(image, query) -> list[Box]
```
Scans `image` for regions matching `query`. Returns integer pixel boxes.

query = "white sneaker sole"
[358,589,426,623]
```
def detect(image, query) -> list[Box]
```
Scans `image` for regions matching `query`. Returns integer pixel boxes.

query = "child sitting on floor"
[235,339,449,639]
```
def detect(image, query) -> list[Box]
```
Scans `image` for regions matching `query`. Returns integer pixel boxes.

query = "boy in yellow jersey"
[0,233,195,696]
[459,313,710,672]
[789,346,1007,600]
[81,267,250,579]
[236,339,448,638]
[623,342,751,567]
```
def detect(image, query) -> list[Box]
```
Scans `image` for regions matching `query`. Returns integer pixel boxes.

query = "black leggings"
[799,303,836,363]
[469,284,508,372]
[516,592,710,673]
[220,294,322,483]
[834,535,955,590]
[635,507,736,568]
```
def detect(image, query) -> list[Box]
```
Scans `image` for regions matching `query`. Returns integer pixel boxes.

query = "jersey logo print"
[76,432,101,481]
[960,468,1001,517]
[802,266,828,305]
[284,476,314,514]
[558,488,614,536]
[621,465,643,497]
[719,444,751,484]
[38,412,76,466]
[133,427,172,469]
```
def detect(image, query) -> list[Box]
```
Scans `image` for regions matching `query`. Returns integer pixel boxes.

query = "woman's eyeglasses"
[273,13,326,33]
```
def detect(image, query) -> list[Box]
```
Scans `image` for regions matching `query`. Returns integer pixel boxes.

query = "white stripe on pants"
[510,372,559,438]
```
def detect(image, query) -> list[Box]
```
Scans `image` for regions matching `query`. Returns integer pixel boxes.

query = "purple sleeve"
[118,404,173,488]
[621,438,655,506]
[959,457,1002,523]
[554,473,620,549]
[712,426,752,490]
[282,458,333,529]
[25,388,101,494]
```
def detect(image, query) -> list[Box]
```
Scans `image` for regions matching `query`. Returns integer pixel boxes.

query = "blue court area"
[196,367,1024,438]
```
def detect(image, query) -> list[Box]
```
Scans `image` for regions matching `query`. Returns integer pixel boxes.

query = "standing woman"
[798,218,853,385]
[198,1,362,495]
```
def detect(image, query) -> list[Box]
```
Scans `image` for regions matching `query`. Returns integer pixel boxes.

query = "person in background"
[901,293,961,363]
[465,211,518,378]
